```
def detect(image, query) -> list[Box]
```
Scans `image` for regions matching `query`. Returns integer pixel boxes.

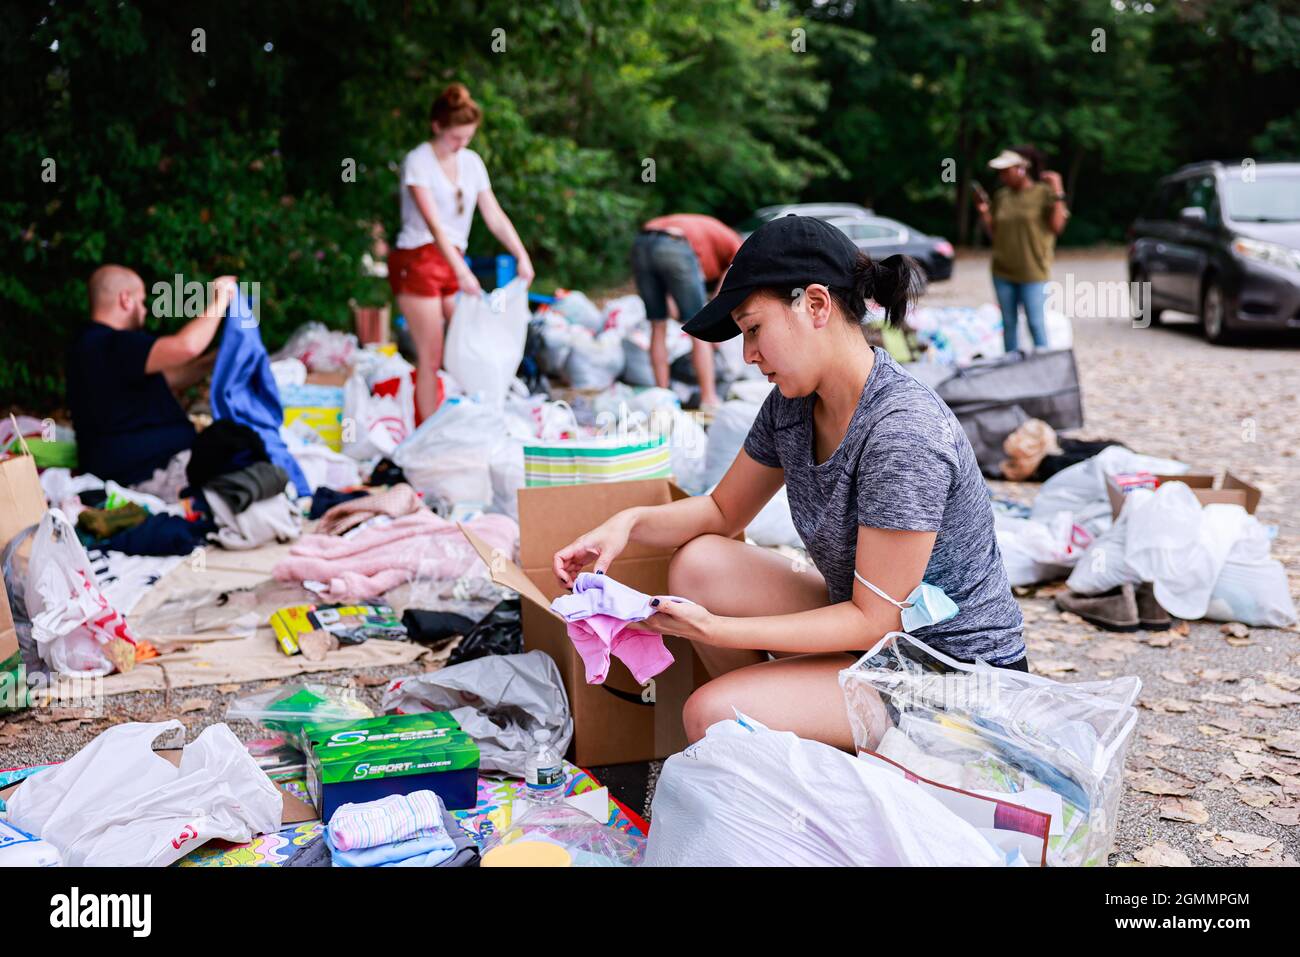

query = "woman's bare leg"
[667,534,830,677]
[398,294,446,420]
[682,653,863,749]
[668,533,891,751]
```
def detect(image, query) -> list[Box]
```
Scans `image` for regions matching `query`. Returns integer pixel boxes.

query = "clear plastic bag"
[225,683,373,733]
[481,802,643,867]
[839,632,1140,867]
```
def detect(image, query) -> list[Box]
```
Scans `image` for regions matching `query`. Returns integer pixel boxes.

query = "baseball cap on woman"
[682,215,861,343]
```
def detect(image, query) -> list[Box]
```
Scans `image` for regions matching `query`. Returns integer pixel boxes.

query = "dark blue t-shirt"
[66,324,196,484]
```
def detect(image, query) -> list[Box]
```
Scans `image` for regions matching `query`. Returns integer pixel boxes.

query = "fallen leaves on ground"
[1128,843,1193,867]
[1160,797,1210,824]
[1130,774,1195,797]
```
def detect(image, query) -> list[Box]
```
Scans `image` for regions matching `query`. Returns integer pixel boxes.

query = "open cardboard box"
[1105,471,1261,520]
[460,478,712,766]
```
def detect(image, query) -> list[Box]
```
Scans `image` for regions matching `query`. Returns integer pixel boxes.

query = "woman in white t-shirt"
[388,82,534,419]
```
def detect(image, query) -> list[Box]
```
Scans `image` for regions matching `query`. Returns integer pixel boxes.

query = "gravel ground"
[3,246,1297,865]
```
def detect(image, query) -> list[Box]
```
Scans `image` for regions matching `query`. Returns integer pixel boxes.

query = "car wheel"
[1129,269,1162,325]
[1200,278,1233,344]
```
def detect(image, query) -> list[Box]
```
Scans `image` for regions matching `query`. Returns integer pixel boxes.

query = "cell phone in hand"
[970,181,990,207]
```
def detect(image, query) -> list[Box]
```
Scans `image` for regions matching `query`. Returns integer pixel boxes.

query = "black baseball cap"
[682,214,860,342]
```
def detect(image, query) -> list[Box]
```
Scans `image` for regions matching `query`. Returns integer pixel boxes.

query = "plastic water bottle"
[524,729,564,804]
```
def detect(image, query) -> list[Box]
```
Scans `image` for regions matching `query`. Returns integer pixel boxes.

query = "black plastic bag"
[448,598,523,666]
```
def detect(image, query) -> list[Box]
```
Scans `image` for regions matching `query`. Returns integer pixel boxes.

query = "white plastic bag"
[444,278,531,409]
[1031,446,1189,537]
[1205,523,1298,627]
[995,512,1090,587]
[700,399,761,490]
[645,714,1004,867]
[536,314,574,376]
[342,354,416,459]
[393,397,500,511]
[600,294,646,335]
[26,509,138,676]
[1125,483,1248,621]
[664,409,709,495]
[553,289,604,333]
[6,721,282,867]
[745,485,803,549]
[564,329,625,390]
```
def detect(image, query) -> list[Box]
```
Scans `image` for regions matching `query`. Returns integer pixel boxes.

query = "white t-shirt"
[395,143,492,250]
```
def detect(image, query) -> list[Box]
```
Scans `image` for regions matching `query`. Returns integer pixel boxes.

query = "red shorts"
[388,243,461,298]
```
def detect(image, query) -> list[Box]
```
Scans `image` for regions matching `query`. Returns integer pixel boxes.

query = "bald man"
[66,265,237,496]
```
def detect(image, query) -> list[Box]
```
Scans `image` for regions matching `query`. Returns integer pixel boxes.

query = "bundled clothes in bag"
[839,632,1141,866]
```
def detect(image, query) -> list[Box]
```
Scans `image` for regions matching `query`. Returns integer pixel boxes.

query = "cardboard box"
[1106,471,1261,519]
[0,452,46,558]
[460,478,713,766]
[0,580,26,714]
[302,713,479,820]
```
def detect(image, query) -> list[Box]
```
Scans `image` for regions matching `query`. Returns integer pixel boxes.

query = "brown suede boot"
[1055,584,1140,632]
[1135,582,1173,630]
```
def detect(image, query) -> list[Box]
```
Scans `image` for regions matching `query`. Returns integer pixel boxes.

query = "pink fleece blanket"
[272,509,518,602]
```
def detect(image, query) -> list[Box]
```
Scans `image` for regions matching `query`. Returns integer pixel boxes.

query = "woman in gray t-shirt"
[552,216,1026,753]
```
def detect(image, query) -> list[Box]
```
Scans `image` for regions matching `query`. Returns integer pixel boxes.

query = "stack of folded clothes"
[324,790,478,867]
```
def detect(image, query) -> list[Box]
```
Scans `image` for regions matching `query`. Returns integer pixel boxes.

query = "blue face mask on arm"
[854,570,959,632]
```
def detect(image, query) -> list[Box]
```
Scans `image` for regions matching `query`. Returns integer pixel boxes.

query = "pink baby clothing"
[272,509,518,602]
[550,573,678,685]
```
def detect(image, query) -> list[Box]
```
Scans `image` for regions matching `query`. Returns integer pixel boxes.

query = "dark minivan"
[1128,161,1300,343]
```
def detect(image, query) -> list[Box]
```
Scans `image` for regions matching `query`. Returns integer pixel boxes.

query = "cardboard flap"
[516,480,679,569]
[1223,472,1261,514]
[0,453,47,556]
[458,523,562,618]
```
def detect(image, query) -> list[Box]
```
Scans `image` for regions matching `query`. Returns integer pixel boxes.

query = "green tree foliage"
[0,0,830,408]
[1,0,1296,409]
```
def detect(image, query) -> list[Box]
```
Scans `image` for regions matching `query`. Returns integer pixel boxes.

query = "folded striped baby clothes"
[327,790,445,852]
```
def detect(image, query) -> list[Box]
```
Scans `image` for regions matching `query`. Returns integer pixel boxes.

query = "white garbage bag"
[6,721,282,867]
[1067,482,1253,621]
[393,397,500,511]
[564,329,625,390]
[700,399,761,490]
[620,338,657,387]
[1125,484,1249,621]
[341,354,416,460]
[444,278,531,409]
[600,294,646,335]
[745,485,803,549]
[645,714,1005,867]
[1065,508,1140,597]
[1031,446,1189,537]
[537,314,574,376]
[995,512,1091,587]
[553,289,604,333]
[26,509,139,676]
[662,409,709,496]
[1205,521,1298,627]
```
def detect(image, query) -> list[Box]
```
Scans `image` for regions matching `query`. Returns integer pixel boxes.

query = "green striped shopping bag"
[523,435,672,487]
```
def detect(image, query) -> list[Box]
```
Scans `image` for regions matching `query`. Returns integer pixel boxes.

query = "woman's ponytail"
[849,252,920,327]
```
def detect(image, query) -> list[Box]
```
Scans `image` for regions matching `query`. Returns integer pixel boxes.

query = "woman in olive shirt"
[976,145,1070,351]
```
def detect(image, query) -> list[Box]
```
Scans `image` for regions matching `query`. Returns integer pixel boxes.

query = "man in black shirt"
[66,265,236,498]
